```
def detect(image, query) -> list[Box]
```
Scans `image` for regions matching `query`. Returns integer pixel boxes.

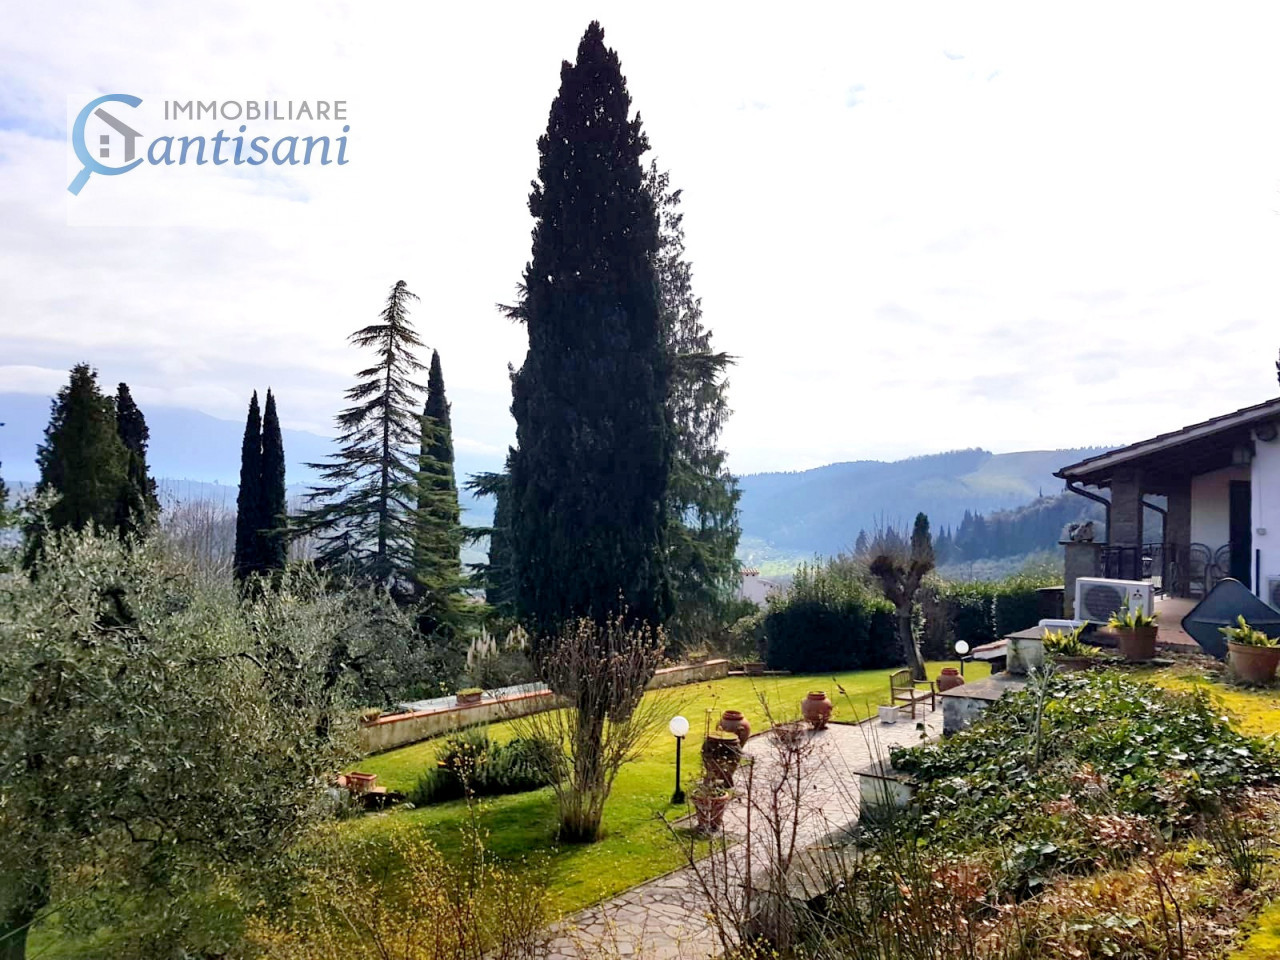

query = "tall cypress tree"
[509,21,672,642]
[646,161,741,649]
[233,391,263,582]
[413,350,467,635]
[296,281,426,595]
[114,382,159,537]
[259,389,288,576]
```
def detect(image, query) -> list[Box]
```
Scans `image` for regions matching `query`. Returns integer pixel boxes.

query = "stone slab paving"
[540,706,944,960]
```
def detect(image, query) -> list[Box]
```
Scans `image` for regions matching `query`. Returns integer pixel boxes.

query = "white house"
[1055,396,1280,610]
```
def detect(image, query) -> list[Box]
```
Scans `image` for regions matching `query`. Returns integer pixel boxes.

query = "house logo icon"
[68,93,144,195]
[95,109,142,162]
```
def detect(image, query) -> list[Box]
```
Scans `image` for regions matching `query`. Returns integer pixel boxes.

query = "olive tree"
[0,527,414,959]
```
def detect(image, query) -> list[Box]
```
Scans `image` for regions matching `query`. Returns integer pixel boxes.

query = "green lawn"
[352,660,987,913]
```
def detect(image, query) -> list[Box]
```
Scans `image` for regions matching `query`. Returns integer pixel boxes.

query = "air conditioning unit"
[1265,577,1280,612]
[1074,578,1154,623]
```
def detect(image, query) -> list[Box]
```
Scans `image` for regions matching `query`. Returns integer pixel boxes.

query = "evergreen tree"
[854,529,869,556]
[234,391,264,582]
[466,453,515,616]
[646,161,741,651]
[0,461,10,529]
[414,350,468,635]
[28,365,129,550]
[508,21,672,642]
[113,382,159,537]
[296,281,426,595]
[259,389,288,576]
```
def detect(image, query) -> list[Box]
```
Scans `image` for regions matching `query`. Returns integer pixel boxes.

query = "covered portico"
[1055,397,1280,603]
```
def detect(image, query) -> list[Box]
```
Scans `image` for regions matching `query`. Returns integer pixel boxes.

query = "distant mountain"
[736,447,1111,560]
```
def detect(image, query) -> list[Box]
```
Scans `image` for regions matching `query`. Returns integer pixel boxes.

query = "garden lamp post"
[669,715,689,804]
[955,640,970,676]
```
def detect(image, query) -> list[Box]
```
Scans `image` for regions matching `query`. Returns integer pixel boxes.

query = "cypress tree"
[646,161,741,650]
[259,389,288,576]
[413,350,467,635]
[296,281,426,595]
[234,391,263,582]
[508,21,672,642]
[114,382,159,537]
[25,365,130,566]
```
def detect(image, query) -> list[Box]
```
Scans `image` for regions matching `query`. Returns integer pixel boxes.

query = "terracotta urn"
[1228,641,1280,685]
[936,667,965,692]
[1117,626,1157,662]
[718,709,751,746]
[801,691,833,730]
[701,730,742,787]
[692,788,732,833]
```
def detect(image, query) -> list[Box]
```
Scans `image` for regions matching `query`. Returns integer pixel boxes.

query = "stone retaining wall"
[359,658,730,754]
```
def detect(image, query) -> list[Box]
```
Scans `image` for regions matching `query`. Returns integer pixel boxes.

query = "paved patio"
[541,706,943,960]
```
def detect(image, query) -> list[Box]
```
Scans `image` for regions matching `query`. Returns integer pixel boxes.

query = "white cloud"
[4,1,1280,478]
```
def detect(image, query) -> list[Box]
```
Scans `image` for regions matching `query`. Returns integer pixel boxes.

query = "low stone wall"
[359,658,730,754]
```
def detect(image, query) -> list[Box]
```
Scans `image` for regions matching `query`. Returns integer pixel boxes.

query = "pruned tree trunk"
[897,604,926,681]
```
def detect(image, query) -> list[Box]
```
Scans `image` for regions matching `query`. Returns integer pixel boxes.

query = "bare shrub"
[516,615,666,843]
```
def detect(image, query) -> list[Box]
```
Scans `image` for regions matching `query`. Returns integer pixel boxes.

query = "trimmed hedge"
[762,561,1060,672]
[761,563,899,672]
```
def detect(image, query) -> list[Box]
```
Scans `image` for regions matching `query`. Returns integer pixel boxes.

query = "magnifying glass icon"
[68,93,144,195]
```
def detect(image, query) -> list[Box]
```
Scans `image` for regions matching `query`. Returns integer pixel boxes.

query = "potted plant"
[1108,597,1158,661]
[701,729,742,787]
[1220,615,1280,685]
[1041,625,1096,672]
[690,777,733,834]
[456,687,484,706]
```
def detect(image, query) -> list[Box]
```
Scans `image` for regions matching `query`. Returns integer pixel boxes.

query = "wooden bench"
[889,669,936,719]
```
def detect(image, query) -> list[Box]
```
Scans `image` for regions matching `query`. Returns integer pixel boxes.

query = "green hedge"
[761,562,900,672]
[920,571,1061,658]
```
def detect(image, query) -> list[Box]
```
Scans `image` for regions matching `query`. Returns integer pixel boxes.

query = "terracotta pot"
[718,710,752,746]
[456,691,483,706]
[1228,641,1280,685]
[801,691,833,730]
[936,667,965,692]
[345,772,377,795]
[701,732,742,787]
[1052,655,1095,673]
[743,662,766,677]
[1116,626,1157,662]
[692,790,732,833]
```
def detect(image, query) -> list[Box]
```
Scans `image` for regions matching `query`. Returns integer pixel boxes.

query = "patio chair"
[889,669,936,719]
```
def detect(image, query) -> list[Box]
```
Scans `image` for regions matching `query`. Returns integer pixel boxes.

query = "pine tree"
[414,350,467,636]
[234,391,264,582]
[113,382,159,537]
[508,21,672,642]
[466,452,515,616]
[259,389,288,576]
[296,281,426,595]
[646,161,741,651]
[854,529,870,555]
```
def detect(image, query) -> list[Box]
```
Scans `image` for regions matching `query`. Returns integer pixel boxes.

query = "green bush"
[920,569,1061,657]
[409,730,557,806]
[761,562,898,672]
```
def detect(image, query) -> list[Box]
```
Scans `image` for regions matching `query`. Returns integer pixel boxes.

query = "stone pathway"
[540,707,943,960]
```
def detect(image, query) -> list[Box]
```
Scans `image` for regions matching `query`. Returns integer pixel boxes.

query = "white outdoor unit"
[1265,577,1280,612]
[1074,578,1155,624]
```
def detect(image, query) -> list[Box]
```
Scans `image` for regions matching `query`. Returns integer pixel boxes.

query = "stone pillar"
[1062,541,1103,617]
[1109,469,1144,550]
[1165,478,1192,596]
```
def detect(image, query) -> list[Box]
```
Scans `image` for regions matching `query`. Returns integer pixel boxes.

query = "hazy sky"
[4,2,1280,475]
